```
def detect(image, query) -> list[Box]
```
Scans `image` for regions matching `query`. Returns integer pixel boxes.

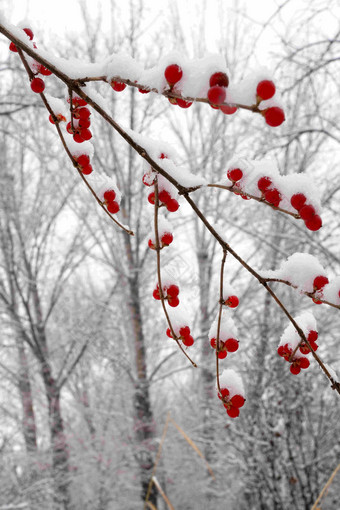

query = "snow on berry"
[209,309,239,355]
[223,283,239,308]
[261,252,326,295]
[278,311,317,353]
[217,369,245,418]
[322,276,340,306]
[45,94,68,122]
[148,215,173,249]
[67,138,94,161]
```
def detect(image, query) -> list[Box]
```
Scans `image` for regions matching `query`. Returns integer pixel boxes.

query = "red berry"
[209,72,229,88]
[107,201,120,214]
[148,239,155,250]
[104,190,116,202]
[264,188,282,207]
[23,28,34,40]
[226,406,239,418]
[9,42,18,52]
[111,81,126,92]
[264,107,285,127]
[308,330,318,343]
[39,65,52,76]
[166,328,173,338]
[290,365,301,375]
[153,288,160,300]
[168,296,179,307]
[225,338,239,353]
[143,173,154,186]
[312,297,322,305]
[159,190,172,204]
[177,98,192,108]
[227,168,243,182]
[66,122,74,134]
[166,199,179,212]
[305,215,322,231]
[161,232,173,246]
[313,275,329,290]
[257,176,272,192]
[138,88,150,94]
[81,164,93,175]
[78,118,91,129]
[225,295,239,308]
[207,86,226,105]
[167,284,179,298]
[219,388,229,399]
[291,193,307,211]
[77,107,91,119]
[182,335,194,347]
[220,104,237,115]
[179,326,190,338]
[257,80,276,100]
[218,350,227,359]
[73,133,84,143]
[164,64,183,85]
[231,394,245,408]
[210,338,217,349]
[79,128,92,141]
[77,154,90,167]
[299,344,310,355]
[299,357,310,369]
[310,341,318,352]
[148,192,155,205]
[30,77,45,93]
[49,114,55,124]
[277,345,285,357]
[160,153,168,159]
[299,204,315,220]
[168,97,178,105]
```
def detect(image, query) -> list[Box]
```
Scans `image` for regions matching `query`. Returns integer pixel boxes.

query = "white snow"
[261,252,326,293]
[218,369,245,397]
[209,309,238,342]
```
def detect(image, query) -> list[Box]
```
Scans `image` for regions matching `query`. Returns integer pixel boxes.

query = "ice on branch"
[261,253,327,293]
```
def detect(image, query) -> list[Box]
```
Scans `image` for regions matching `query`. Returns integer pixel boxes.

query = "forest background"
[0,0,339,509]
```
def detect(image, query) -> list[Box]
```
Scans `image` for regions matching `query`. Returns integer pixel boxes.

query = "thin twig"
[215,250,227,397]
[153,179,197,367]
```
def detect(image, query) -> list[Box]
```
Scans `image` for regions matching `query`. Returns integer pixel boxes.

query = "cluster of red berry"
[218,387,245,418]
[153,283,180,307]
[66,97,92,144]
[9,27,52,94]
[227,162,323,231]
[143,154,180,212]
[148,232,173,250]
[277,344,311,375]
[210,293,240,358]
[290,193,322,232]
[102,189,120,214]
[166,325,194,347]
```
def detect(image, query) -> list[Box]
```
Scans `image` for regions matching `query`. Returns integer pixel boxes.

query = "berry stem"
[216,249,228,397]
[153,179,197,368]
